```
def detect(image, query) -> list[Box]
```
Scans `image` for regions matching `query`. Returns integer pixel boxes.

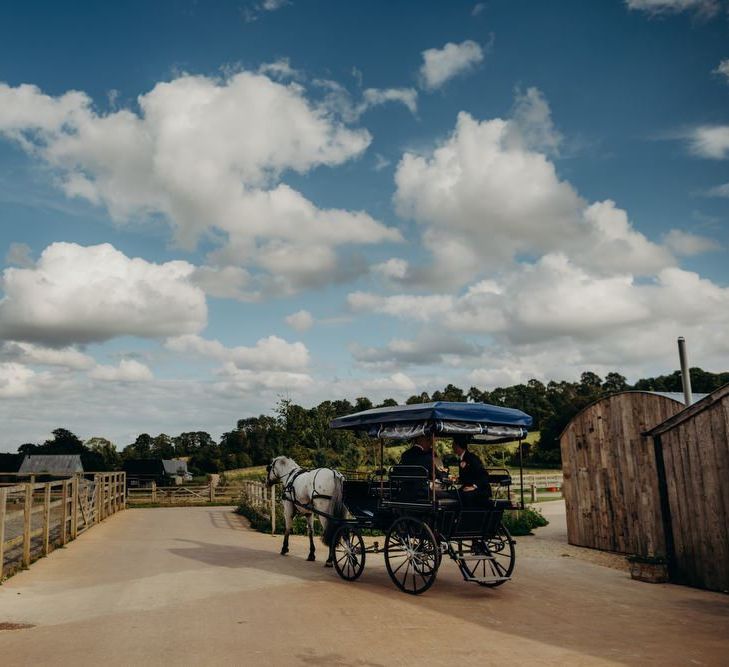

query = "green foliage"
[503,507,549,536]
[236,495,322,535]
[12,367,728,472]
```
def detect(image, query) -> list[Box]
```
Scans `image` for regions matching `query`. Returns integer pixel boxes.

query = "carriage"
[325,401,533,595]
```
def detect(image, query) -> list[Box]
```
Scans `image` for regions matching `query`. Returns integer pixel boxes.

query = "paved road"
[1,505,728,666]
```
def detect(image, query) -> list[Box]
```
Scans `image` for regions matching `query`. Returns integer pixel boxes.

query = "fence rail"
[127,482,248,505]
[0,472,125,580]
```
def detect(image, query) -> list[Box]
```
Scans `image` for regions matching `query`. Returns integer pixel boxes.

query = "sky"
[1,0,728,449]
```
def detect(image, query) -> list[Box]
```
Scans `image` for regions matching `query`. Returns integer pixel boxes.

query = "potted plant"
[626,554,669,583]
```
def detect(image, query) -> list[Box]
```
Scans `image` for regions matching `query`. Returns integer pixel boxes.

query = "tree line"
[4,367,727,474]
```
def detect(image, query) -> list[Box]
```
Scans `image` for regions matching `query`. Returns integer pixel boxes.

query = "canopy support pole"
[518,437,525,509]
[379,438,384,498]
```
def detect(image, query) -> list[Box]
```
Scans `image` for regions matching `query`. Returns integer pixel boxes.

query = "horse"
[266,456,346,566]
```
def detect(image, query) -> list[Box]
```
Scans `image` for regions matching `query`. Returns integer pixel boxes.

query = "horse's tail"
[321,472,345,547]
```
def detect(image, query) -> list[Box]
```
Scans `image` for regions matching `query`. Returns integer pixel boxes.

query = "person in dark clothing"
[452,435,492,507]
[399,433,436,477]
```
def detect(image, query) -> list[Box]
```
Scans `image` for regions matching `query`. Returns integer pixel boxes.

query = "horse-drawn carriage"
[267,401,533,595]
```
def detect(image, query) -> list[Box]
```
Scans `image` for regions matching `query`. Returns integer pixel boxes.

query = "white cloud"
[704,182,729,197]
[686,125,729,159]
[626,0,720,15]
[0,242,207,346]
[191,265,257,301]
[361,87,418,115]
[165,334,309,371]
[285,309,314,332]
[714,59,729,82]
[214,363,312,392]
[394,92,672,286]
[89,359,153,382]
[472,3,486,16]
[663,229,721,255]
[351,333,483,368]
[0,341,94,369]
[0,362,51,398]
[419,40,484,91]
[0,74,401,294]
[5,242,33,268]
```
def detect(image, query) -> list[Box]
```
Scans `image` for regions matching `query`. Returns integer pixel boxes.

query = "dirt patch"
[0,622,35,631]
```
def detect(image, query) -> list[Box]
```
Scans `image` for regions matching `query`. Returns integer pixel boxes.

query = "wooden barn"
[647,384,729,593]
[560,391,689,557]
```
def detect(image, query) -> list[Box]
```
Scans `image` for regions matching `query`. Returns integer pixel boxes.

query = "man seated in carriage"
[452,435,493,508]
[399,432,448,482]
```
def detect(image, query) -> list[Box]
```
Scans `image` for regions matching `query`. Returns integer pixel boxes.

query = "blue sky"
[1,0,728,449]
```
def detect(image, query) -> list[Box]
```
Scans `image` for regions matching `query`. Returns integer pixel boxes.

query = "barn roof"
[19,454,84,474]
[162,459,188,475]
[647,383,729,436]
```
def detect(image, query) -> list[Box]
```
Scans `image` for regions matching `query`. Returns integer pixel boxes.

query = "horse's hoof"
[324,561,333,568]
[280,550,288,556]
[307,554,316,562]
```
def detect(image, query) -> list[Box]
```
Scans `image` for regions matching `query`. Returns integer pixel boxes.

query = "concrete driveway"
[0,505,727,666]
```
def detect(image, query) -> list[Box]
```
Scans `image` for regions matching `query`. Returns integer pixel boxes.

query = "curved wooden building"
[560,392,686,556]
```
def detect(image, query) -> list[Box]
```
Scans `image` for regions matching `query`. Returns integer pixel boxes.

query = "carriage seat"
[389,465,430,503]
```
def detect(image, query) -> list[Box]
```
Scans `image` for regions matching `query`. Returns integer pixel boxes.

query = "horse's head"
[266,456,295,487]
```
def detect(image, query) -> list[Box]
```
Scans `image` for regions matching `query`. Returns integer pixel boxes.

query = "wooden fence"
[126,481,264,506]
[0,472,126,580]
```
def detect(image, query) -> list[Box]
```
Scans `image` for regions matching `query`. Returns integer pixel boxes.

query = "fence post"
[122,472,127,508]
[209,483,215,502]
[43,483,51,555]
[530,483,537,503]
[60,479,68,545]
[23,483,32,567]
[0,487,7,579]
[96,474,103,523]
[71,475,79,538]
[151,480,157,504]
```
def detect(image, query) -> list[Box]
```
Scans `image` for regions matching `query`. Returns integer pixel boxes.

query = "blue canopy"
[330,401,532,441]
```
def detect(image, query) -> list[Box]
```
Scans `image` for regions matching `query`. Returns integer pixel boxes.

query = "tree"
[85,437,121,470]
[603,372,628,393]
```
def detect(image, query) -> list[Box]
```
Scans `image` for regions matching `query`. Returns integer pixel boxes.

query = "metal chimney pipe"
[677,336,693,406]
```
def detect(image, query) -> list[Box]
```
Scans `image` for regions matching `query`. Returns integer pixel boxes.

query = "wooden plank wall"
[658,395,729,593]
[561,393,683,556]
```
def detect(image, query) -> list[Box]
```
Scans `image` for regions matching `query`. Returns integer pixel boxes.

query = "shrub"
[236,495,322,535]
[503,507,548,536]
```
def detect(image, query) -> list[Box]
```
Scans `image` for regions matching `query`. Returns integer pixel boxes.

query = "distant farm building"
[124,459,191,487]
[19,454,84,476]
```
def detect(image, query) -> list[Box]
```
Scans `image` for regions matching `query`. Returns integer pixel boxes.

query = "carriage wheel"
[461,522,515,587]
[384,517,440,595]
[332,525,366,581]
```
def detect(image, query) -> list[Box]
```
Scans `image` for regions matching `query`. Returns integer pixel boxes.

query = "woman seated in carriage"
[451,434,492,508]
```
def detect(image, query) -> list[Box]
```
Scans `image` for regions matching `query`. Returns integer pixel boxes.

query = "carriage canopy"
[329,401,532,443]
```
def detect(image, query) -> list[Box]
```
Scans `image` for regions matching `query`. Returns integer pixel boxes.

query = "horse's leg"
[306,514,316,561]
[281,501,293,556]
[319,514,334,568]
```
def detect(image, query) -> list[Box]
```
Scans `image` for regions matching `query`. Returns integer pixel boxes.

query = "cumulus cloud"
[0,242,207,346]
[663,229,721,255]
[165,334,309,371]
[419,40,484,91]
[351,333,483,368]
[394,90,673,286]
[285,309,314,332]
[191,265,257,301]
[0,341,94,369]
[626,0,720,15]
[89,359,153,382]
[685,125,729,159]
[5,242,33,268]
[0,362,51,398]
[0,73,401,294]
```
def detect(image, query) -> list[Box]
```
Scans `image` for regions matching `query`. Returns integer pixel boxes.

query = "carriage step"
[455,555,496,561]
[464,576,511,584]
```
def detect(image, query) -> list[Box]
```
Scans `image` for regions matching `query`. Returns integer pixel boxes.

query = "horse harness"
[281,466,336,513]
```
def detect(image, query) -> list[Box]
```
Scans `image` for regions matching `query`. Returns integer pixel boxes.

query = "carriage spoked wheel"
[458,522,515,587]
[384,517,440,595]
[332,524,366,581]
